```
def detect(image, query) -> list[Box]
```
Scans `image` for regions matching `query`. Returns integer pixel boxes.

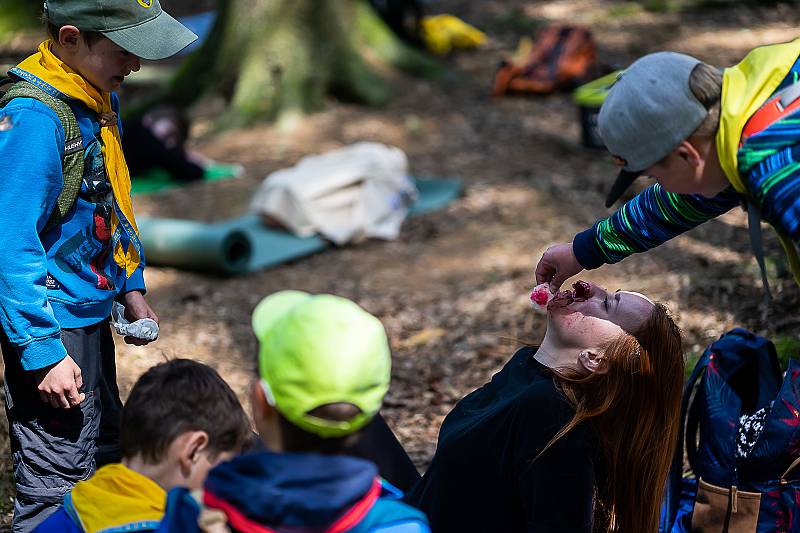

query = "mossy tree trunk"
[164,0,441,127]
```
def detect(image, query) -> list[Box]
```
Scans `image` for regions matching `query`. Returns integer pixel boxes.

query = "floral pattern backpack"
[661,329,800,533]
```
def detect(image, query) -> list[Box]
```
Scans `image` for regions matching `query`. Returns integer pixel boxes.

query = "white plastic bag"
[111,301,159,341]
[249,142,418,245]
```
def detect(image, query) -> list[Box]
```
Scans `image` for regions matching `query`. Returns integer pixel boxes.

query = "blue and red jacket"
[157,450,430,533]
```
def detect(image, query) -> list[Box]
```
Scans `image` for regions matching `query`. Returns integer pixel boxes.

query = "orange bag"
[493,25,596,96]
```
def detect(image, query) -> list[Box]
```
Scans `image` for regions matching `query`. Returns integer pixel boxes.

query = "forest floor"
[1,0,800,528]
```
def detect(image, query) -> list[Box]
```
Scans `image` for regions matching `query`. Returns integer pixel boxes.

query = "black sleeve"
[121,118,204,181]
[514,388,595,532]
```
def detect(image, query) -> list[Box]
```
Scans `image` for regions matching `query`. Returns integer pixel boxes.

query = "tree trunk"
[164,0,442,127]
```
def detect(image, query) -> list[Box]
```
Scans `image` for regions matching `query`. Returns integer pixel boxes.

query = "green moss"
[685,351,702,381]
[642,0,681,13]
[607,3,644,17]
[773,335,800,370]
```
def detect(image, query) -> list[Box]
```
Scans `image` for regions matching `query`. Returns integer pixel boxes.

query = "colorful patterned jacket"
[573,41,800,284]
[662,329,800,532]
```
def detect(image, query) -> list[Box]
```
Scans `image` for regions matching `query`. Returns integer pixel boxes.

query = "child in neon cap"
[160,291,430,533]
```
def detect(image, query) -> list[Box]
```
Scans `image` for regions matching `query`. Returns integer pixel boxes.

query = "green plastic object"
[137,177,463,275]
[573,70,622,149]
[573,70,622,107]
[252,290,390,438]
[132,163,242,195]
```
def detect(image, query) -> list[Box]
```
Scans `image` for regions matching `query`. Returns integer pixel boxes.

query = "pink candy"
[530,283,553,309]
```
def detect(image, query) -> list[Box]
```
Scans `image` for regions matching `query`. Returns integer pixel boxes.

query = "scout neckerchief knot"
[14,40,142,277]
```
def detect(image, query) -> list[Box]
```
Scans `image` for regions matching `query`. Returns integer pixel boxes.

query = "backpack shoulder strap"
[0,81,84,234]
[741,80,800,144]
[739,79,800,294]
[661,348,709,531]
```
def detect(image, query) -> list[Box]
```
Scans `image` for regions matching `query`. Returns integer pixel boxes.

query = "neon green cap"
[251,291,391,439]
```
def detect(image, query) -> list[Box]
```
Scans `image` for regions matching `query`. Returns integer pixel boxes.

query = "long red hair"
[543,303,684,532]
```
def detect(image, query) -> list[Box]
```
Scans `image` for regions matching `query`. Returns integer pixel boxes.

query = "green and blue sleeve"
[572,184,741,269]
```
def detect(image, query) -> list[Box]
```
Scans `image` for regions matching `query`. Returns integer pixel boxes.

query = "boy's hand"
[34,355,85,409]
[123,291,159,346]
[535,243,583,292]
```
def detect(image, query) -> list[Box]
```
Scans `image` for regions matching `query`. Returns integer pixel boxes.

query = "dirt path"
[1,1,799,525]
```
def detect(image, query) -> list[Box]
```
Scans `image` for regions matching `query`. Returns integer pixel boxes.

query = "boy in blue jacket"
[161,291,430,533]
[35,359,253,533]
[0,1,196,529]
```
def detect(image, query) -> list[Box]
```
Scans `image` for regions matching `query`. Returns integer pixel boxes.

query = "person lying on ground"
[122,106,205,182]
[405,280,684,532]
[159,291,430,533]
[535,39,800,294]
[35,359,253,533]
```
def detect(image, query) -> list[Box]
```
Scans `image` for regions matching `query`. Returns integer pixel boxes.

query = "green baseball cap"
[44,0,198,61]
[251,291,391,439]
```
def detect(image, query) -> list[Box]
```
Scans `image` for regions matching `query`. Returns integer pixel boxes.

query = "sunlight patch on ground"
[669,26,800,61]
[677,235,749,265]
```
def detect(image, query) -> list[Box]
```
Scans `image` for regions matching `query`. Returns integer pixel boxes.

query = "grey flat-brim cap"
[598,51,708,207]
[47,0,197,60]
[102,9,197,61]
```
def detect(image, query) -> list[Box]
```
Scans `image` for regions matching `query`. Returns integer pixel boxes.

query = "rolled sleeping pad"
[137,217,252,275]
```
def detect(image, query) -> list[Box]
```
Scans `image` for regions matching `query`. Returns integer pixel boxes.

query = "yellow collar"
[14,41,142,276]
[68,464,166,533]
[717,37,800,191]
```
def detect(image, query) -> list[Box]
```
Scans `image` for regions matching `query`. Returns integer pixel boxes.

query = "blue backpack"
[660,328,800,532]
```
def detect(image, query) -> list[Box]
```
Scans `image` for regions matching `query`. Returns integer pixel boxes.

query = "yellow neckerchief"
[68,463,166,533]
[717,37,800,286]
[14,41,141,277]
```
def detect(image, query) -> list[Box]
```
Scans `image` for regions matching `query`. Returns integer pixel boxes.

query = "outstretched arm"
[572,183,740,269]
[535,184,740,289]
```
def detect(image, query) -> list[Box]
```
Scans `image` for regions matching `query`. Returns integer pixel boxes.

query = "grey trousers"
[1,320,121,532]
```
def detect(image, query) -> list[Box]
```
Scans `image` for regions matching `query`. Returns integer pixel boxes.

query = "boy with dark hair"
[162,291,430,533]
[535,39,800,297]
[0,1,196,529]
[35,359,253,533]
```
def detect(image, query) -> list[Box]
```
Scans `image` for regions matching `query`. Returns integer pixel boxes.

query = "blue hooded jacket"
[158,450,429,533]
[0,68,146,371]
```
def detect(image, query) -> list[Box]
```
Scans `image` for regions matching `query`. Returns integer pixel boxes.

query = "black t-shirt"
[406,347,597,533]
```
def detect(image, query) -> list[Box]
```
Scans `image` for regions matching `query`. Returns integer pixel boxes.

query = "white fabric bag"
[250,142,418,245]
